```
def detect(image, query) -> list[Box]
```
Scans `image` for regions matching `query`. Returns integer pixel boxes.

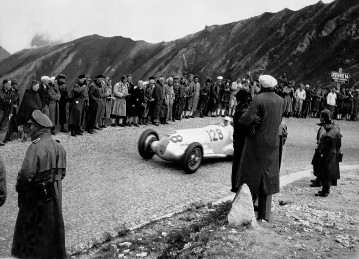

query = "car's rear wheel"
[182,142,203,174]
[138,129,159,160]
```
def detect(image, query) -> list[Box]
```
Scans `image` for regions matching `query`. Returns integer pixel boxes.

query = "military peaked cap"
[57,74,67,79]
[28,110,53,128]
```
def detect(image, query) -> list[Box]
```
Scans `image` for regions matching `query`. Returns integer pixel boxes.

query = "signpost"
[331,68,350,91]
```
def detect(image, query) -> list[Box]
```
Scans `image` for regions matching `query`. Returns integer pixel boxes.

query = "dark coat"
[48,84,61,126]
[231,102,249,192]
[12,129,67,259]
[0,157,6,207]
[68,83,87,126]
[17,89,42,125]
[312,123,341,184]
[152,81,164,121]
[235,88,284,195]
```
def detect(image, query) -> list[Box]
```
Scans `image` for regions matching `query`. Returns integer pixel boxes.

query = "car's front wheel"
[182,142,203,174]
[138,129,159,160]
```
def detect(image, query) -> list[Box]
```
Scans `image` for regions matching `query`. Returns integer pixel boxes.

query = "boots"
[60,124,68,133]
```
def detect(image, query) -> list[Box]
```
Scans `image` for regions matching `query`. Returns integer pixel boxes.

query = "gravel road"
[0,117,358,256]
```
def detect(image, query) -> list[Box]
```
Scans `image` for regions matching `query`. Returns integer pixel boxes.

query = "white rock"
[227,184,258,228]
[136,252,148,257]
[119,242,132,247]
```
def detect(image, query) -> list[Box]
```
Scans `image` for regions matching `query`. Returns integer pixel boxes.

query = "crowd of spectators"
[276,72,359,120]
[0,71,358,146]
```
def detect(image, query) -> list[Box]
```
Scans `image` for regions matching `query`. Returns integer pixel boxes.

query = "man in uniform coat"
[68,75,88,136]
[12,110,67,259]
[234,75,284,222]
[0,156,6,207]
[0,79,14,146]
[87,75,104,134]
[152,77,164,126]
[57,74,68,132]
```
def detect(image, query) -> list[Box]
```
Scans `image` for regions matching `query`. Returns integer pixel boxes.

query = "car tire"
[138,129,159,160]
[182,142,203,174]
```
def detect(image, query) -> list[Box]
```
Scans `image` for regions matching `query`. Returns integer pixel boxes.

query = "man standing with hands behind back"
[234,75,284,222]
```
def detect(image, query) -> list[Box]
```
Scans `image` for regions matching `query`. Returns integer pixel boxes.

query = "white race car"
[138,124,234,173]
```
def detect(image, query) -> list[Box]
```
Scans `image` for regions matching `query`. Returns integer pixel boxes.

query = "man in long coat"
[234,75,284,222]
[48,78,62,135]
[57,74,68,132]
[12,110,67,259]
[68,75,87,136]
[86,75,103,133]
[152,77,164,126]
[0,156,6,207]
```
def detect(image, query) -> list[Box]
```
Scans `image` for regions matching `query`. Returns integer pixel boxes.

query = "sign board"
[331,71,350,84]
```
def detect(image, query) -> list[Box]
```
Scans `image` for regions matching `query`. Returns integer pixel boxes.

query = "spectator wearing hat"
[111,75,129,127]
[68,75,88,136]
[4,80,20,142]
[172,76,184,120]
[301,84,312,118]
[102,77,114,127]
[282,81,294,117]
[81,75,91,130]
[191,76,201,117]
[95,77,110,129]
[234,75,284,222]
[12,110,67,259]
[198,78,211,118]
[184,74,195,119]
[159,77,170,125]
[353,90,359,121]
[293,83,306,118]
[17,80,42,142]
[152,77,165,126]
[326,87,337,118]
[141,79,155,125]
[47,77,62,134]
[231,89,251,193]
[311,109,342,197]
[208,76,221,117]
[86,75,104,133]
[0,156,6,206]
[56,74,68,132]
[229,78,240,117]
[219,78,231,117]
[0,79,14,146]
[166,77,175,122]
[38,76,51,117]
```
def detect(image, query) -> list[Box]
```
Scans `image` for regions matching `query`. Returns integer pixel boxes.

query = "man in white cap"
[38,76,51,117]
[234,74,284,222]
[222,116,233,140]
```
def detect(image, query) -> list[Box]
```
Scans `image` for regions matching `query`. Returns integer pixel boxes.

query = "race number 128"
[206,129,223,142]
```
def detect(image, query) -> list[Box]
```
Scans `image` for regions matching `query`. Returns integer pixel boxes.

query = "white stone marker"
[228,184,258,228]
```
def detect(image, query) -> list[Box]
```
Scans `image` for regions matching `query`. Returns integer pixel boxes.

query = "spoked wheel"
[138,129,159,160]
[182,142,203,174]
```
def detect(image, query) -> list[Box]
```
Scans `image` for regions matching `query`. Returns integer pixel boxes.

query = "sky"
[0,0,335,54]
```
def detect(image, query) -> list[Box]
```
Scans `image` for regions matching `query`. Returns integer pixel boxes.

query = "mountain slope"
[0,0,358,91]
[0,46,10,62]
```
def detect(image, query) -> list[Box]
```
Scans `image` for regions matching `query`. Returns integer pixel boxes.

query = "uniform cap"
[57,74,67,79]
[78,74,86,79]
[27,110,53,128]
[85,75,91,80]
[259,75,277,88]
[11,79,18,86]
[95,74,104,79]
[173,75,180,79]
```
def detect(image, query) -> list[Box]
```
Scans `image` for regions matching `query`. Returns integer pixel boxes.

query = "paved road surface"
[1,117,358,256]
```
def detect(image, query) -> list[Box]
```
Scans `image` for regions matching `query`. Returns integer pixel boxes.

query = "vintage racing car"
[137,123,234,173]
